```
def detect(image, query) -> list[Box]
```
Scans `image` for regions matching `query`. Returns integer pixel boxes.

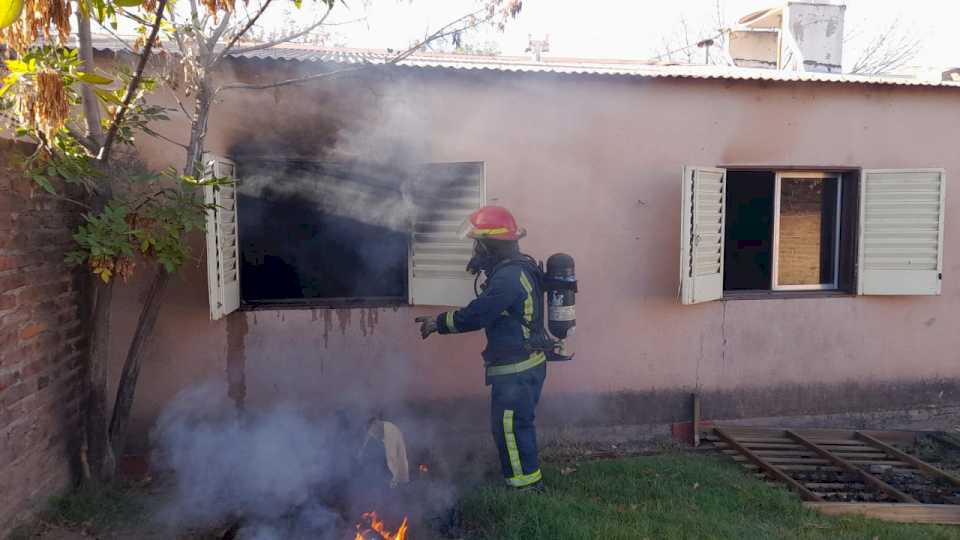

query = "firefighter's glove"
[415,316,438,339]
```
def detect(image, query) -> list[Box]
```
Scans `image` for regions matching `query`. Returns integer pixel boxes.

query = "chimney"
[728,1,845,74]
[782,1,846,73]
[525,34,550,62]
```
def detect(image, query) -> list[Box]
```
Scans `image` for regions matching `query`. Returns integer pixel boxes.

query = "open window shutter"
[858,169,946,295]
[409,162,485,307]
[679,166,726,304]
[204,155,241,320]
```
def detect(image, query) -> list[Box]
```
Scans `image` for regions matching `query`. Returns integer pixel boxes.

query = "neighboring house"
[89,35,960,455]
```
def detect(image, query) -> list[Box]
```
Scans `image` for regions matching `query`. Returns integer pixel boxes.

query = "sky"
[242,0,960,71]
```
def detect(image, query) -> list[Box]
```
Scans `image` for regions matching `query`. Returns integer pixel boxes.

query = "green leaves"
[76,72,114,85]
[66,182,211,283]
[95,87,123,105]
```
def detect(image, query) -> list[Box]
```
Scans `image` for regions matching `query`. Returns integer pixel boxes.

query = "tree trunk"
[103,58,212,477]
[84,280,116,484]
[75,12,103,145]
[108,268,171,463]
[184,83,213,175]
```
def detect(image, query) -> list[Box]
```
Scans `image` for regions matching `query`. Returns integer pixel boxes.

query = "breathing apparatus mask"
[466,239,503,277]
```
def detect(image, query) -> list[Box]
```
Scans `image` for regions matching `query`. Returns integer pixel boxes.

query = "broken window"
[680,166,945,304]
[237,160,411,306]
[203,155,484,318]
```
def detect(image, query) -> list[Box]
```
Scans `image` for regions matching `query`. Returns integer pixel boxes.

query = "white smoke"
[150,382,354,538]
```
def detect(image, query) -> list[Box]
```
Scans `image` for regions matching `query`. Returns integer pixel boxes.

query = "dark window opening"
[723,169,855,295]
[724,171,774,291]
[236,160,410,307]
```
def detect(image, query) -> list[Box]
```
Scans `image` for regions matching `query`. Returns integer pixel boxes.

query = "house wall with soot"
[110,55,960,453]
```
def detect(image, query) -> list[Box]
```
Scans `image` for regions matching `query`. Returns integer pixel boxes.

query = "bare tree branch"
[66,125,101,154]
[38,190,93,211]
[216,7,491,93]
[119,9,151,27]
[99,0,169,162]
[217,64,367,92]
[93,23,137,54]
[227,4,333,57]
[392,7,489,63]
[850,18,921,75]
[141,126,190,150]
[206,10,233,54]
[169,86,195,121]
[212,0,276,63]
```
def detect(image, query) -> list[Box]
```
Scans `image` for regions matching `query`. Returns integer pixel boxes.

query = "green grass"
[43,484,145,532]
[459,454,960,540]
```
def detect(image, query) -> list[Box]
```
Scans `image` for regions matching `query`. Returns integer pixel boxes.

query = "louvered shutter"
[858,169,946,295]
[204,155,241,320]
[679,166,726,304]
[409,162,485,307]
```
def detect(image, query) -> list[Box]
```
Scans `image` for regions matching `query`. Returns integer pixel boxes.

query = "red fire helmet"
[457,205,527,241]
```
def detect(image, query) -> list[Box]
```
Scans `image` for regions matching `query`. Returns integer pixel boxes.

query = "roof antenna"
[697,38,715,64]
[525,34,550,62]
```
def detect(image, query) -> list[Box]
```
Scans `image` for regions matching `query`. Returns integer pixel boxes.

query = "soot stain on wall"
[226,313,249,411]
[235,160,410,306]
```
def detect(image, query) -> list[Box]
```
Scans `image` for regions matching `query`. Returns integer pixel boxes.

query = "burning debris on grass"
[150,382,421,539]
[149,382,467,539]
[353,512,408,540]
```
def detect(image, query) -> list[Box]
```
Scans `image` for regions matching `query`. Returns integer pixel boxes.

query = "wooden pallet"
[709,426,960,525]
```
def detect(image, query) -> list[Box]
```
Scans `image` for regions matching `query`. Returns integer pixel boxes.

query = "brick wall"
[778,179,826,285]
[0,140,87,532]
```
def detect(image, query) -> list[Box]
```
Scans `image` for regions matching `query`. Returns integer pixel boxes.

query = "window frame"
[770,171,843,292]
[683,164,945,304]
[228,159,484,312]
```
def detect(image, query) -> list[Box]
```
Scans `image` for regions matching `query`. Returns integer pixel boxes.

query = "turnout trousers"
[489,362,546,488]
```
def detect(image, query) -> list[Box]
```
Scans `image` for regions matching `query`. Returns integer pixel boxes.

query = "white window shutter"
[204,155,241,320]
[409,163,485,307]
[679,166,726,304]
[858,169,946,295]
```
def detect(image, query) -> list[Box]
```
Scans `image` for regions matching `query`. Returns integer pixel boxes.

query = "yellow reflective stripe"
[519,272,533,339]
[474,227,510,237]
[486,352,546,377]
[503,410,523,479]
[506,468,542,487]
[445,311,457,333]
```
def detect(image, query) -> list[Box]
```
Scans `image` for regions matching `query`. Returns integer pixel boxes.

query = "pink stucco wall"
[112,58,960,446]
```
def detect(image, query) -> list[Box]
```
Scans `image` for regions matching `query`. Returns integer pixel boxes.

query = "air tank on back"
[545,253,576,340]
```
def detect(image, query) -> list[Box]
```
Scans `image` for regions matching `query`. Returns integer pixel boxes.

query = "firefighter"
[416,206,546,491]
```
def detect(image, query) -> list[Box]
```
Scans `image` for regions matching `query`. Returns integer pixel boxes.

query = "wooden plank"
[786,430,917,503]
[718,426,916,445]
[725,436,882,446]
[714,442,878,452]
[855,431,960,488]
[804,502,960,525]
[749,450,888,460]
[804,482,866,490]
[714,427,822,501]
[742,463,918,474]
[740,463,842,472]
[728,455,909,467]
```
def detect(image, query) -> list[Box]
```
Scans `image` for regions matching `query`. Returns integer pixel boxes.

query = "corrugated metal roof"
[87,36,960,88]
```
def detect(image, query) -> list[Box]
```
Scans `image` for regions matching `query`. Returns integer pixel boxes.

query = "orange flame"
[353,511,408,540]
